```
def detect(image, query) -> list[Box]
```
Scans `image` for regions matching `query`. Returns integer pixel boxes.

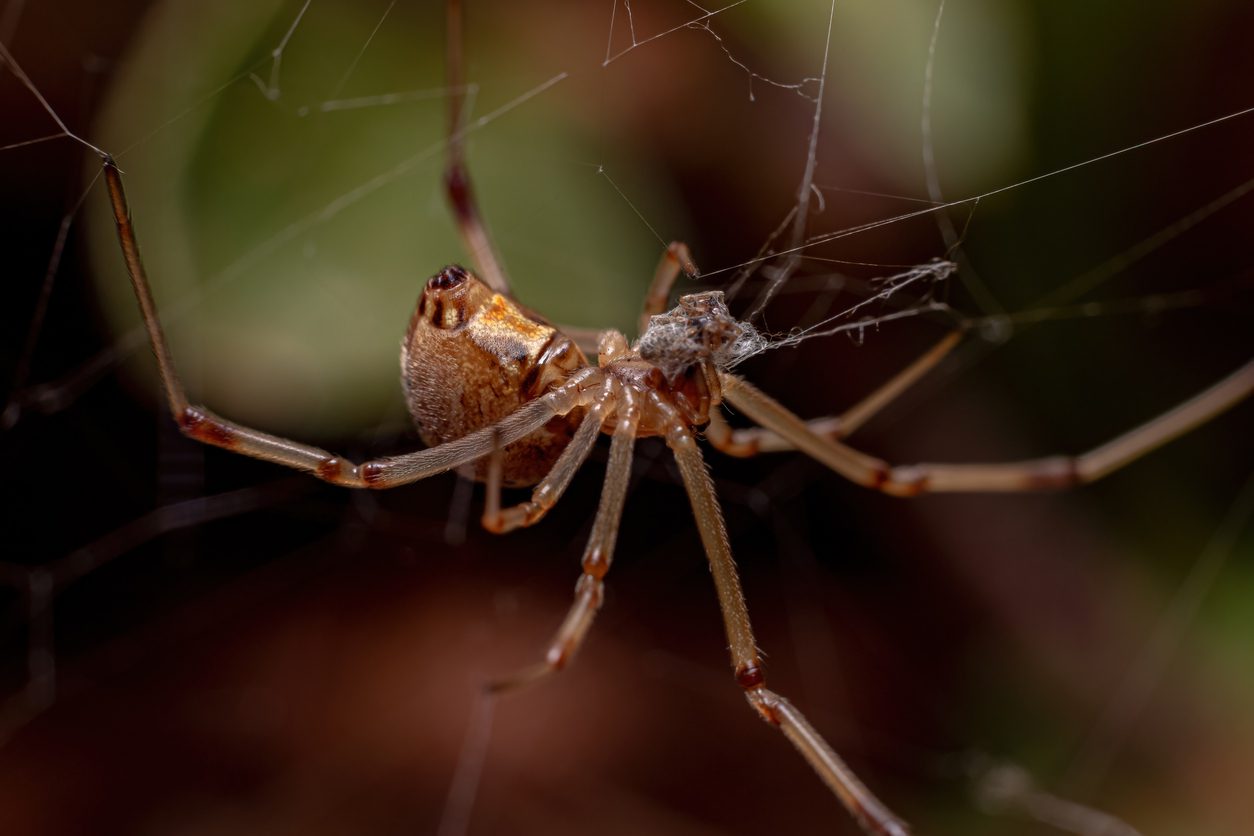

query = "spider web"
[2,1,1253,834]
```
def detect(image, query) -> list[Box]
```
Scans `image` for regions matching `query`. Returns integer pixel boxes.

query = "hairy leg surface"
[664,393,912,836]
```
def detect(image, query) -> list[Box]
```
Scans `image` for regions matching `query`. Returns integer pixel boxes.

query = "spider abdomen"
[401,266,587,487]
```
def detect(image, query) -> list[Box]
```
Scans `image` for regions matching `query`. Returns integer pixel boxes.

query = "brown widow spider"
[91,4,1254,835]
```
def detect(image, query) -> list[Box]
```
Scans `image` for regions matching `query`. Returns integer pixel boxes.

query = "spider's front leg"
[102,157,597,490]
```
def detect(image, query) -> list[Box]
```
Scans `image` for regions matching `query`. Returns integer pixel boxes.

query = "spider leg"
[103,157,599,489]
[707,330,962,457]
[443,0,511,296]
[481,383,616,533]
[662,394,911,836]
[719,360,1254,495]
[639,241,698,336]
[488,383,638,694]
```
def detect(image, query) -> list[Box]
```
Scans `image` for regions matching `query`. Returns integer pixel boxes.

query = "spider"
[91,5,1254,835]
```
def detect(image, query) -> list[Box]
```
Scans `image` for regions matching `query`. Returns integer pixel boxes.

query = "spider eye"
[428,265,469,290]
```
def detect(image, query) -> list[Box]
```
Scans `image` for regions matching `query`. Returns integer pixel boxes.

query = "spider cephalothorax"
[636,290,765,383]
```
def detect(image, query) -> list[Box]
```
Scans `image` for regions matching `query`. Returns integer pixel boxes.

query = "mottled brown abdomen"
[400,266,587,487]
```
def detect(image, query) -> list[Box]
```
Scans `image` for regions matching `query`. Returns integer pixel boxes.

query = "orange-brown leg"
[103,157,601,489]
[443,0,510,295]
[639,241,698,335]
[661,393,911,836]
[481,385,616,533]
[719,361,1254,495]
[488,384,640,693]
[706,330,962,457]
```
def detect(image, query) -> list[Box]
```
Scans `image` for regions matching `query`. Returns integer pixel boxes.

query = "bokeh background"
[2,1,1253,834]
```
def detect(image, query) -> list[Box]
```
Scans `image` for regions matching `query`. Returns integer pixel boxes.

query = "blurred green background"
[2,1,1252,835]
